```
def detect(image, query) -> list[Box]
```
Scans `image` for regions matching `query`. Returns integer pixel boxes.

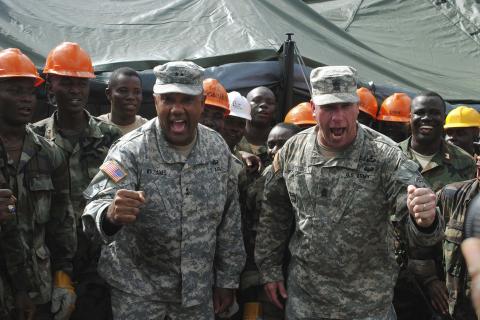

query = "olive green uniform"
[32,111,122,320]
[0,126,76,317]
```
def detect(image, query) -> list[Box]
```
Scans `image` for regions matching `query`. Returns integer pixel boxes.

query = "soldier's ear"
[310,100,316,116]
[105,87,112,102]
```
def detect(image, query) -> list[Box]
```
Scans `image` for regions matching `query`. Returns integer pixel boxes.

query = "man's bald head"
[246,86,275,103]
[246,86,276,126]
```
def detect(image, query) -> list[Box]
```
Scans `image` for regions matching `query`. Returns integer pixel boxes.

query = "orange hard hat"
[284,102,316,126]
[43,42,95,78]
[203,78,229,115]
[0,48,44,86]
[378,93,411,123]
[356,87,378,118]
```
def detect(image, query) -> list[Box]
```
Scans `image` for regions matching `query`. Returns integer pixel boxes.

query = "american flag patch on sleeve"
[100,160,127,183]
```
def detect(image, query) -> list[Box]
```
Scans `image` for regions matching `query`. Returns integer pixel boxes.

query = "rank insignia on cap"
[100,160,127,183]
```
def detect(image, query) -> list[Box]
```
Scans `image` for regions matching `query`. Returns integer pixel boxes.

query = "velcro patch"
[100,160,127,183]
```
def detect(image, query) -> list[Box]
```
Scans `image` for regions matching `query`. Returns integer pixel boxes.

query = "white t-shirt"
[411,148,437,170]
[98,113,148,135]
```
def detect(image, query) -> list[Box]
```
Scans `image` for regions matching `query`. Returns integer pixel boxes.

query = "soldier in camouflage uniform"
[1,187,32,320]
[435,157,480,320]
[399,93,475,192]
[82,61,245,320]
[30,42,122,320]
[0,48,76,319]
[255,66,443,320]
[240,122,300,320]
[237,86,277,169]
[397,92,476,318]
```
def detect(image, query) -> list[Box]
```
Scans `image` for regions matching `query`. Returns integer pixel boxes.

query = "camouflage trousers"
[285,278,397,320]
[111,288,214,320]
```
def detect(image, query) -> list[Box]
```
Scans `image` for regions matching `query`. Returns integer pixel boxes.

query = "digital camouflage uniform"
[397,137,476,319]
[31,110,122,319]
[82,120,246,320]
[255,124,444,320]
[436,179,479,319]
[0,126,76,315]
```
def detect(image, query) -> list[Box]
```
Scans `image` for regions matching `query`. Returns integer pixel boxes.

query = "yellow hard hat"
[444,106,480,129]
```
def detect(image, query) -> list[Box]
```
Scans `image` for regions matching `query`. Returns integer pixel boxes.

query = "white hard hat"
[228,91,251,120]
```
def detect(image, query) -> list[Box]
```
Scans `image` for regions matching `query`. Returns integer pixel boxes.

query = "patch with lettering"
[146,168,166,176]
[100,160,127,183]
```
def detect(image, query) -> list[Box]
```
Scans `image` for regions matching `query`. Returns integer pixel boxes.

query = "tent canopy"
[305,0,480,103]
[1,0,479,101]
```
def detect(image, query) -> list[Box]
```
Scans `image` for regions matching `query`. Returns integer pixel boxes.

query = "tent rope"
[294,43,312,96]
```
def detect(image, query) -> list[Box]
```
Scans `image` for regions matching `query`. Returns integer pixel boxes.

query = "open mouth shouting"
[330,127,346,137]
[170,119,187,134]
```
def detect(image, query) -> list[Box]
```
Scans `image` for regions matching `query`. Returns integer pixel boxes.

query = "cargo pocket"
[28,245,52,304]
[444,225,463,277]
[28,175,54,224]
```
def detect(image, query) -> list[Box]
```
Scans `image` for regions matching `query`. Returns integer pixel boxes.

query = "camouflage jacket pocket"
[28,175,54,224]
[444,223,463,277]
[27,244,52,304]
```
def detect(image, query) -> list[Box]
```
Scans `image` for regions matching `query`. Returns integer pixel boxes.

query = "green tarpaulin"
[305,0,480,102]
[1,0,479,101]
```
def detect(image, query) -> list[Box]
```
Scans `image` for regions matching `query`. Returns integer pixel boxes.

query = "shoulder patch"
[100,160,127,183]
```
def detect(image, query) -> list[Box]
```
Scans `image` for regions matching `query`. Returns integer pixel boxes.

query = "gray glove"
[50,287,76,320]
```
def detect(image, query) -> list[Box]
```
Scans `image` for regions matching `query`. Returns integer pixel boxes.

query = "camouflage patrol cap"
[153,61,204,95]
[310,66,359,106]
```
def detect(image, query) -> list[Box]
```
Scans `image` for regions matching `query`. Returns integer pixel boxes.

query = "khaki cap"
[311,66,359,106]
[153,61,204,95]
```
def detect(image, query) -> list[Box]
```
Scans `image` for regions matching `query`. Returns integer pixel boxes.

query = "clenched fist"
[106,189,145,226]
[407,185,436,228]
[0,189,16,223]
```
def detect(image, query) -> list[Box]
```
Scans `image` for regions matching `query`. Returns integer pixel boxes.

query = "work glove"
[50,271,76,320]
